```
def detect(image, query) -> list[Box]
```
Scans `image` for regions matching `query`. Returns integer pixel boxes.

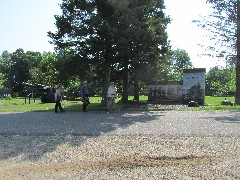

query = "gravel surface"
[0,110,240,136]
[0,111,240,179]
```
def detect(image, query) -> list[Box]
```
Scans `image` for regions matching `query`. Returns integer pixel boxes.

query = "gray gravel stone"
[0,111,240,179]
[0,110,240,136]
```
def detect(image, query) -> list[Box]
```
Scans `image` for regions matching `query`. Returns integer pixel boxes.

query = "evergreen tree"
[48,0,170,103]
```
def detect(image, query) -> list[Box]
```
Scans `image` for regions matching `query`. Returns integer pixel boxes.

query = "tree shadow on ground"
[0,111,165,161]
[203,111,240,124]
[0,135,86,161]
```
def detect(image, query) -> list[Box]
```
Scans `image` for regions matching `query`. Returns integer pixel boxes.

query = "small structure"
[182,68,206,105]
[148,81,183,104]
[148,68,206,105]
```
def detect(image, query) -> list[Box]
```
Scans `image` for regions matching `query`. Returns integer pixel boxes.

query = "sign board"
[148,81,182,102]
[147,68,206,105]
[182,68,206,105]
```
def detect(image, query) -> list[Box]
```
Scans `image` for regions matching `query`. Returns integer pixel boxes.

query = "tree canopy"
[195,0,240,104]
[48,0,171,103]
[169,49,193,81]
[194,0,236,60]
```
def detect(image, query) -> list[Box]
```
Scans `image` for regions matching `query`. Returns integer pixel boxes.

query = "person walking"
[81,81,90,112]
[106,82,117,113]
[54,85,64,113]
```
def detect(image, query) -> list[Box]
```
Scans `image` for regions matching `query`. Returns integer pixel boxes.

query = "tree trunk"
[101,67,111,105]
[122,58,129,104]
[236,0,240,104]
[133,67,140,101]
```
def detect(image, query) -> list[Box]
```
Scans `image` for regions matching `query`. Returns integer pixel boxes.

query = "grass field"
[0,96,238,112]
[205,96,235,105]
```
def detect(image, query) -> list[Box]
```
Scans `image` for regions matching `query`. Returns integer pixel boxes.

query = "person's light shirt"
[55,88,62,101]
[107,86,117,98]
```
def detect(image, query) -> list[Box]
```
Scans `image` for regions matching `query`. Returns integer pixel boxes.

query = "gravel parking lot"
[0,111,240,179]
[0,110,240,136]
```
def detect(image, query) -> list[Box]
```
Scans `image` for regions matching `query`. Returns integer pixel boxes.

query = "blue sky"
[0,0,61,53]
[0,0,225,71]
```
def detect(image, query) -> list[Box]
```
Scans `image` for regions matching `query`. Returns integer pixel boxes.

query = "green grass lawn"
[0,96,123,112]
[205,96,235,105]
[0,96,238,112]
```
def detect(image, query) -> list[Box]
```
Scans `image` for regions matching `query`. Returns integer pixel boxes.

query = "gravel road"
[0,110,240,136]
[0,110,240,179]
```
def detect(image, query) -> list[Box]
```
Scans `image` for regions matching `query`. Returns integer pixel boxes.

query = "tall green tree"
[10,49,31,94]
[206,66,235,96]
[236,0,240,104]
[195,0,236,58]
[195,0,240,103]
[169,49,193,81]
[0,57,5,90]
[28,52,59,86]
[48,0,115,103]
[0,51,12,91]
[0,50,59,95]
[48,0,170,103]
[121,0,170,101]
